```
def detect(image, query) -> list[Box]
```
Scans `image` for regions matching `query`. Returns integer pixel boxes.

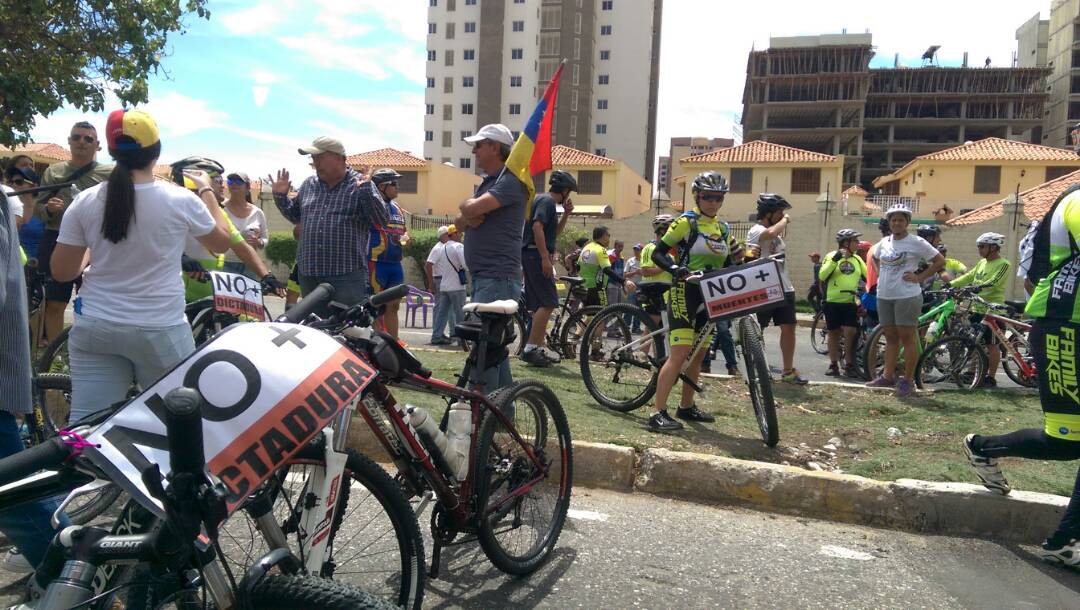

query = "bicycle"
[0,387,394,610]
[577,272,779,447]
[809,291,871,377]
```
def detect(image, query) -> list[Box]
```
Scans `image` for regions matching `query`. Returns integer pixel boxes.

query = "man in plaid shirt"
[273,136,390,308]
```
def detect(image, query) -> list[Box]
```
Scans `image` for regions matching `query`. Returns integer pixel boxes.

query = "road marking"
[818,545,874,561]
[568,509,609,522]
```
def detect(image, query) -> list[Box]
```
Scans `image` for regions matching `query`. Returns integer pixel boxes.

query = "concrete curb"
[698,372,1040,395]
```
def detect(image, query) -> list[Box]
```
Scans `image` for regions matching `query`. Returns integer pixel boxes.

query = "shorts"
[585,286,608,308]
[970,313,993,344]
[756,293,797,328]
[668,279,712,347]
[823,302,859,331]
[638,283,669,316]
[1031,319,1080,440]
[877,295,922,327]
[369,261,404,295]
[287,263,300,293]
[521,249,558,312]
[38,229,81,302]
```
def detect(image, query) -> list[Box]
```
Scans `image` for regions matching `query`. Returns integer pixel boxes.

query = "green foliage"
[403,229,439,279]
[0,0,210,146]
[265,231,297,266]
[557,225,588,258]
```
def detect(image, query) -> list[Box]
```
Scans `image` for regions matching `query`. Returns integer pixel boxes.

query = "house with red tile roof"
[673,140,845,221]
[345,147,479,216]
[535,145,649,219]
[947,168,1080,227]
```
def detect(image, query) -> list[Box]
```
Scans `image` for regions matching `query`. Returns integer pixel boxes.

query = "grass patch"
[391,349,1072,496]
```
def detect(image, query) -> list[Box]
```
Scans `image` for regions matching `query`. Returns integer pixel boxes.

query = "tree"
[0,0,210,146]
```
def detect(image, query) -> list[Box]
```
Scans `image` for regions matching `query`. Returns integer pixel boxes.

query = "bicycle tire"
[863,322,929,388]
[810,312,829,355]
[915,335,988,391]
[578,303,661,412]
[738,316,779,447]
[1001,327,1038,388]
[244,574,400,610]
[35,325,71,375]
[557,305,600,360]
[216,441,425,610]
[475,380,572,576]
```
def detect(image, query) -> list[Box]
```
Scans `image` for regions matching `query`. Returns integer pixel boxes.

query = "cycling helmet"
[878,217,890,236]
[836,228,861,243]
[756,193,791,213]
[691,171,729,194]
[651,213,674,232]
[976,232,1005,248]
[170,156,225,188]
[549,170,578,192]
[916,225,941,240]
[884,203,912,219]
[371,167,402,185]
[936,243,949,255]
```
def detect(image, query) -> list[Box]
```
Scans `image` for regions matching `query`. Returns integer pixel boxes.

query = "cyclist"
[647,171,742,431]
[578,226,632,308]
[819,228,867,378]
[368,168,410,339]
[963,185,1080,566]
[947,232,1011,388]
[746,193,807,384]
[564,236,588,276]
[637,214,674,357]
[934,243,969,285]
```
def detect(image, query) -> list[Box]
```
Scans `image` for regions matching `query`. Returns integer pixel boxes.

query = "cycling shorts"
[638,283,669,316]
[369,261,404,295]
[1032,319,1080,441]
[585,286,608,308]
[667,279,712,347]
[823,302,858,330]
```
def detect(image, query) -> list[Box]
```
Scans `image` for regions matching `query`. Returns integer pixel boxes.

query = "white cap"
[885,203,912,219]
[463,123,515,147]
[437,225,449,237]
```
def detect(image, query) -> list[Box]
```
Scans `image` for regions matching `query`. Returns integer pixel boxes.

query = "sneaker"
[980,376,998,389]
[727,365,740,376]
[865,376,895,388]
[843,364,862,379]
[520,348,554,368]
[1039,532,1080,567]
[676,404,716,423]
[825,363,840,377]
[429,337,451,346]
[1,549,33,574]
[962,434,1011,495]
[895,376,914,398]
[648,410,684,432]
[537,346,563,364]
[781,369,809,385]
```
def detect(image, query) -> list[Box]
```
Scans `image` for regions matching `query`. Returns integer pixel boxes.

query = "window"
[600,25,612,35]
[461,103,474,115]
[442,104,452,120]
[427,50,436,61]
[791,168,821,194]
[510,76,522,87]
[512,20,524,32]
[466,0,476,4]
[602,0,613,8]
[540,31,560,55]
[600,50,610,60]
[441,131,451,147]
[425,103,434,115]
[598,74,609,85]
[464,49,475,60]
[572,63,579,85]
[428,23,436,34]
[443,77,453,93]
[464,21,475,33]
[445,22,455,39]
[444,49,454,66]
[425,130,434,142]
[569,115,578,136]
[429,0,437,6]
[398,171,418,194]
[579,170,603,194]
[730,168,753,193]
[574,12,581,34]
[1047,166,1080,181]
[509,103,521,115]
[597,99,608,110]
[541,5,562,29]
[460,130,472,139]
[595,148,607,157]
[571,88,578,111]
[573,37,580,60]
[974,166,1001,194]
[427,77,435,88]
[595,124,607,134]
[462,76,474,87]
[511,48,523,59]
[513,0,524,3]
[446,0,455,9]
[459,158,471,169]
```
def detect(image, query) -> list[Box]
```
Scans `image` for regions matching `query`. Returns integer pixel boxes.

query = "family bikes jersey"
[369,201,406,264]
[818,251,867,304]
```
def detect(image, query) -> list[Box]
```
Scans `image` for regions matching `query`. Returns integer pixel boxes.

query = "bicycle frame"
[980,312,1036,378]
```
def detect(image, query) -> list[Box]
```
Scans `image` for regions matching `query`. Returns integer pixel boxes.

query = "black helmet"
[371,167,402,185]
[836,228,861,243]
[691,171,729,194]
[936,243,948,255]
[756,193,791,213]
[170,156,225,187]
[549,170,577,192]
[917,225,941,240]
[878,217,890,236]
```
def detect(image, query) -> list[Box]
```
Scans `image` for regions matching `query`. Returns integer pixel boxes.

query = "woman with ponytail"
[50,109,233,423]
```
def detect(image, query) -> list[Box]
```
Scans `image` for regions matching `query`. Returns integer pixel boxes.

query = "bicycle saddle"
[463,300,519,315]
[559,276,585,286]
[1005,300,1027,313]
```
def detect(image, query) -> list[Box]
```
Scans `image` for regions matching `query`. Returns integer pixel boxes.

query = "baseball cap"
[633,243,643,250]
[106,109,160,151]
[437,225,449,237]
[227,171,250,185]
[463,124,515,147]
[298,136,345,156]
[5,166,38,184]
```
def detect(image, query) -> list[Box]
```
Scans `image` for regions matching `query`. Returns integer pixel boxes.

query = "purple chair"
[405,285,435,328]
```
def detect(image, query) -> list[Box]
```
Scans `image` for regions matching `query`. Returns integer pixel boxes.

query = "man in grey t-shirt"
[456,123,527,392]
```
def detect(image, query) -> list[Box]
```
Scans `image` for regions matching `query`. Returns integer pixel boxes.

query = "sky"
[28,0,1048,189]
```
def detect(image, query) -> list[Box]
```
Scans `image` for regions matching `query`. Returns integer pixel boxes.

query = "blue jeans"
[298,269,368,314]
[432,289,466,342]
[470,276,521,393]
[0,412,69,568]
[704,319,737,369]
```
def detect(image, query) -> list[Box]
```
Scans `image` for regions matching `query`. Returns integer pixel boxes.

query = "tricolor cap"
[464,123,514,147]
[106,109,159,151]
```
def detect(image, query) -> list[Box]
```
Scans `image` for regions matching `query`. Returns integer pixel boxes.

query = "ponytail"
[102,141,160,244]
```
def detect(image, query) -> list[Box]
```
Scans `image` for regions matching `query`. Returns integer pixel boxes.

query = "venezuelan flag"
[505,61,565,219]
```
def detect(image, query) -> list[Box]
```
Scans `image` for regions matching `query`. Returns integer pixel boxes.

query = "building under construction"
[741,34,1051,187]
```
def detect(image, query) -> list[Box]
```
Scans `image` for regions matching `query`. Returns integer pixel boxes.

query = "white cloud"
[218,3,290,36]
[141,92,229,138]
[277,35,394,79]
[253,85,270,107]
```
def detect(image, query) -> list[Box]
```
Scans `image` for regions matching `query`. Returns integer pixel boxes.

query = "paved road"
[5,488,1077,608]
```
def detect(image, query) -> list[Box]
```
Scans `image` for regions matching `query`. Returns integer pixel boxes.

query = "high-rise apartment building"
[1045,0,1080,147]
[1016,13,1049,69]
[659,136,734,194]
[423,0,662,180]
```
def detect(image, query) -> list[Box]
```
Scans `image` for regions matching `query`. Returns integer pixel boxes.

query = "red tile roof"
[876,138,1080,186]
[552,145,616,167]
[948,169,1080,226]
[346,148,427,168]
[681,140,836,164]
[843,185,869,196]
[4,143,71,162]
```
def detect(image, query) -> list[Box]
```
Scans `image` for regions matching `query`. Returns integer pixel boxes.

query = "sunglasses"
[701,194,725,202]
[383,181,398,187]
[11,179,30,187]
[227,178,247,186]
[69,134,96,143]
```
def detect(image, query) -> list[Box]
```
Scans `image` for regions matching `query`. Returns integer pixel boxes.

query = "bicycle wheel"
[509,312,528,356]
[557,305,599,360]
[475,380,572,576]
[863,322,930,385]
[737,316,779,447]
[916,335,987,391]
[579,303,661,412]
[216,440,425,610]
[1001,327,1038,388]
[35,325,71,374]
[244,574,399,610]
[810,312,829,355]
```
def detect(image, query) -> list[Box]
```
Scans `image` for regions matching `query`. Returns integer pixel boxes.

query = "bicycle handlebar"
[369,282,410,308]
[162,388,205,478]
[279,283,335,323]
[0,436,70,488]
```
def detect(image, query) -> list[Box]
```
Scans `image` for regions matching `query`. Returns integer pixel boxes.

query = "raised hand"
[270,169,291,195]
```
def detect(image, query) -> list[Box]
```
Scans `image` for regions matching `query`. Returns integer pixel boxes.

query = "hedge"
[266,231,298,266]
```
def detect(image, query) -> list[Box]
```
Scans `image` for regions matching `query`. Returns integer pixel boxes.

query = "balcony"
[865,195,920,215]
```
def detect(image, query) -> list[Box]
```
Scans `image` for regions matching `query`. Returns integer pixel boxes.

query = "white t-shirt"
[57,181,217,326]
[745,223,794,293]
[223,204,268,263]
[873,233,940,300]
[1017,220,1039,284]
[427,240,467,291]
[4,185,20,221]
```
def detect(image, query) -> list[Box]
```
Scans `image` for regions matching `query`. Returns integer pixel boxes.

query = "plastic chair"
[405,286,435,328]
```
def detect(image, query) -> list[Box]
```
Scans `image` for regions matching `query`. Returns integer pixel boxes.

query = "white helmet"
[884,204,912,219]
[976,232,1005,248]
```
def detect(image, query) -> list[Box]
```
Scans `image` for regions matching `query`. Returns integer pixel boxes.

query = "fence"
[865,195,920,215]
[407,211,454,231]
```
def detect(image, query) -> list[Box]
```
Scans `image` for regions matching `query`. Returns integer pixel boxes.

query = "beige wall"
[679,161,845,222]
[539,161,651,219]
[891,161,1080,212]
[402,163,481,216]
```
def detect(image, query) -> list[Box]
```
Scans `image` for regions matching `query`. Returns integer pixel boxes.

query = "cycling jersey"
[660,209,737,271]
[818,250,866,304]
[578,241,610,290]
[638,241,671,285]
[183,212,245,302]
[369,201,406,264]
[950,257,1011,312]
[1027,187,1080,322]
